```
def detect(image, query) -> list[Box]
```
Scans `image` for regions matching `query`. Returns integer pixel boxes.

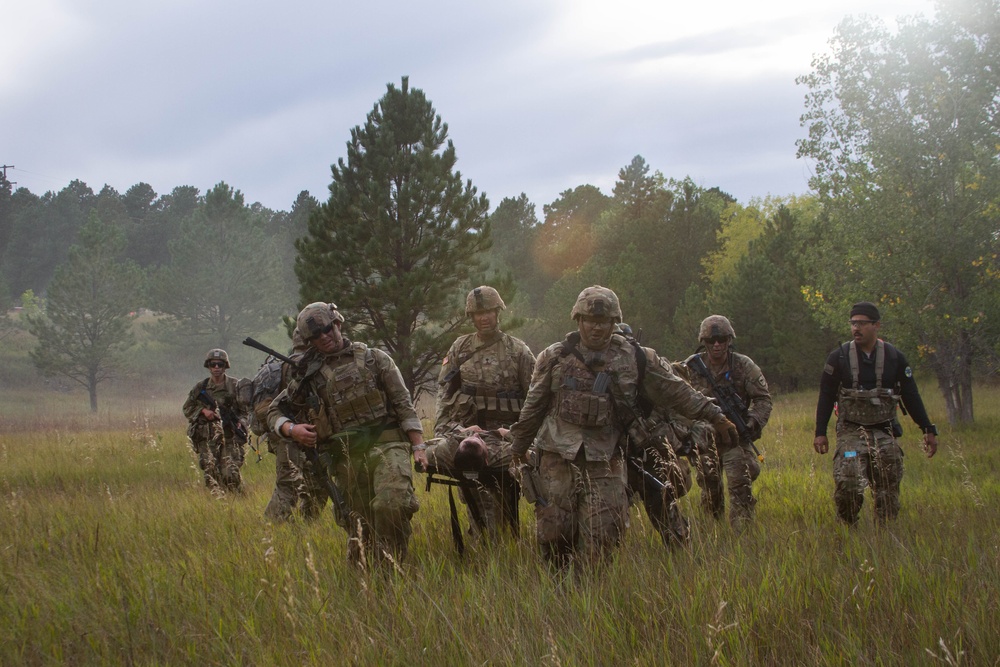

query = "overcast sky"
[2,0,934,213]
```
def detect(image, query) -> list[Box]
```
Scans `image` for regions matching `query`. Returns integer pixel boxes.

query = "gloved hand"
[712,415,738,450]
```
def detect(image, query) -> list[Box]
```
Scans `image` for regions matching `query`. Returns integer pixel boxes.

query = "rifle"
[687,354,765,463]
[243,336,297,367]
[196,384,251,448]
[241,336,351,521]
[302,447,352,524]
[628,455,667,495]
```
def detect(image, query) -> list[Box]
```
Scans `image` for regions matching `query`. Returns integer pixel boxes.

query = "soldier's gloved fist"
[712,416,738,450]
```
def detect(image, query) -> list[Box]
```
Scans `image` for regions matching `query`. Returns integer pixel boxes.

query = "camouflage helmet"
[465,286,506,315]
[204,348,230,368]
[571,285,622,322]
[296,302,345,341]
[290,326,308,352]
[699,315,736,341]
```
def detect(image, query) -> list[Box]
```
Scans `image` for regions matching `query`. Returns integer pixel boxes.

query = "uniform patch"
[904,366,912,378]
[824,363,835,375]
[843,451,857,458]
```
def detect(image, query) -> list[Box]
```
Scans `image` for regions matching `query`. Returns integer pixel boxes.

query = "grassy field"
[1,384,998,666]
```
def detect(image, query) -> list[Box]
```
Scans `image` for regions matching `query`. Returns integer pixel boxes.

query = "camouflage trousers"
[263,438,327,521]
[677,421,725,520]
[833,421,904,525]
[717,439,760,530]
[627,436,690,547]
[331,441,420,566]
[188,421,243,492]
[535,449,628,569]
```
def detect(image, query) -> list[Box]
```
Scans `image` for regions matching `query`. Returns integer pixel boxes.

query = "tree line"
[2,0,997,421]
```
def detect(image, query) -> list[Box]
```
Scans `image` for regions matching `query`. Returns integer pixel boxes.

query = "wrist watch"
[923,424,938,436]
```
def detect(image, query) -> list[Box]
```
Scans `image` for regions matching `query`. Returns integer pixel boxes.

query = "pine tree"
[27,211,145,412]
[296,77,491,393]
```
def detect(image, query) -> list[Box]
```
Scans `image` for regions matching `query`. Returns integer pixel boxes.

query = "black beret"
[850,301,881,322]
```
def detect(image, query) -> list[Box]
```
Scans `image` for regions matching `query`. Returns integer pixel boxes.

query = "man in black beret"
[813,301,938,526]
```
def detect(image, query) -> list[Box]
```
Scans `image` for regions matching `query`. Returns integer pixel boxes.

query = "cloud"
[2,0,934,210]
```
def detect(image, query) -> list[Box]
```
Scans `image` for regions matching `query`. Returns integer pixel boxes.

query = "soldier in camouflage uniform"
[510,286,738,569]
[433,286,535,537]
[614,324,700,547]
[267,302,426,566]
[681,316,772,530]
[259,321,313,521]
[813,302,938,526]
[182,349,250,493]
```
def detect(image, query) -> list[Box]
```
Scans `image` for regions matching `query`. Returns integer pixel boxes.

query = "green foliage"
[797,0,1000,422]
[485,194,547,311]
[148,182,286,350]
[708,205,840,391]
[1,180,93,300]
[534,184,610,286]
[296,77,491,393]
[2,387,999,664]
[25,211,146,412]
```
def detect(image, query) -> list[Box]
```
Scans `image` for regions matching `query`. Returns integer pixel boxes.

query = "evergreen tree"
[708,206,838,391]
[149,182,284,350]
[26,211,145,412]
[296,77,491,393]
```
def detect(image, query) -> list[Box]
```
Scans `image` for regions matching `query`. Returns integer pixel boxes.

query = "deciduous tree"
[797,0,1000,422]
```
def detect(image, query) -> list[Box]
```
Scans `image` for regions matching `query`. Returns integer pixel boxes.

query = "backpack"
[249,357,285,437]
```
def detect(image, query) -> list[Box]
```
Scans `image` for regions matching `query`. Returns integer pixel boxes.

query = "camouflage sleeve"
[433,338,464,435]
[509,344,559,455]
[266,387,293,433]
[182,381,206,422]
[642,350,723,424]
[373,348,423,433]
[515,339,536,394]
[739,355,772,429]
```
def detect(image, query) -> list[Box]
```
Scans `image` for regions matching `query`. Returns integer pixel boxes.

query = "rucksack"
[249,357,285,437]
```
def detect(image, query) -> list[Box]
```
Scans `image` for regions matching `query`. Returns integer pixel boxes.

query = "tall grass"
[1,386,998,665]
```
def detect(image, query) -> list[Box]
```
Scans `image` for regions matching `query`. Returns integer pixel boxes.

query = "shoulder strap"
[874,340,885,389]
[848,341,860,389]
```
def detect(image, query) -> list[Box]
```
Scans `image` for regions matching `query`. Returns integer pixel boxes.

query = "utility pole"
[0,164,14,186]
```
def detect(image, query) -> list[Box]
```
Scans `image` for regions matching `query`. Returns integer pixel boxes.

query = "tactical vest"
[556,353,614,427]
[837,340,898,425]
[552,333,645,429]
[318,343,389,431]
[453,335,525,427]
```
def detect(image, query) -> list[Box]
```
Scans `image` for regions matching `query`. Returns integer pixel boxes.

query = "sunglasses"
[309,322,336,340]
[208,361,226,369]
[849,319,877,328]
[704,336,730,345]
